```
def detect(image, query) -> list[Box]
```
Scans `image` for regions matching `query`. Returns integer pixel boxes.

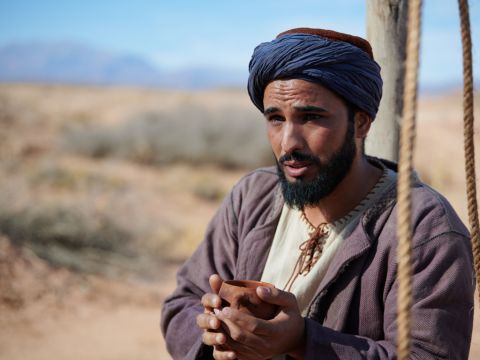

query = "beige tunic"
[261,167,396,316]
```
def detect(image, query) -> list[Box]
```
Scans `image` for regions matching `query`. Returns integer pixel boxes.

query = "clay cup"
[218,280,277,320]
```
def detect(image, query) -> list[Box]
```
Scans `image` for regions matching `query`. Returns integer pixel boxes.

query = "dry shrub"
[0,203,132,271]
[29,161,127,191]
[61,105,274,168]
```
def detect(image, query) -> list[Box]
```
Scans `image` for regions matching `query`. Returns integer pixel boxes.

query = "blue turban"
[248,33,383,119]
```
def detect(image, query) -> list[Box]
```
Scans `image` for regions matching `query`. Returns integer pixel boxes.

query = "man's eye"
[304,113,323,121]
[267,115,284,123]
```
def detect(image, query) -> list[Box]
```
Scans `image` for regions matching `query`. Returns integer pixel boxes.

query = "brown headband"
[276,27,374,60]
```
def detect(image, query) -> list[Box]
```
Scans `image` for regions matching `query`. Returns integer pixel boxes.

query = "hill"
[0,42,246,88]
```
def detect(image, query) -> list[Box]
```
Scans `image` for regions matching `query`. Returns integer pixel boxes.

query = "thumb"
[209,274,223,294]
[256,286,298,309]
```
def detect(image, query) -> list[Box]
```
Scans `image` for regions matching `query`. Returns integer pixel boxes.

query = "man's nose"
[281,122,304,154]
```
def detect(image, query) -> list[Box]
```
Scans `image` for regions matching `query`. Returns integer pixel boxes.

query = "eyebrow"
[263,105,328,116]
[293,105,328,113]
[264,107,280,115]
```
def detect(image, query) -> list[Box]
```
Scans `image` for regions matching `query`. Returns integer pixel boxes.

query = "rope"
[283,220,328,292]
[458,0,480,304]
[396,0,422,358]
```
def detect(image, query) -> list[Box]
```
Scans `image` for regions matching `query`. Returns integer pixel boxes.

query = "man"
[161,28,474,359]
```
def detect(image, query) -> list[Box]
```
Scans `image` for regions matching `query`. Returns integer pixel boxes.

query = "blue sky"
[1,0,479,88]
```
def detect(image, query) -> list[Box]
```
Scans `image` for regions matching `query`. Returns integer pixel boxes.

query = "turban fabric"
[248,32,383,119]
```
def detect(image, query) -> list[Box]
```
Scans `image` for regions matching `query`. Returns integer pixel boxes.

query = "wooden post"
[365,0,408,162]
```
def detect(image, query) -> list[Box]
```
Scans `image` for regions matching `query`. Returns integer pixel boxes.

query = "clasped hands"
[196,274,305,360]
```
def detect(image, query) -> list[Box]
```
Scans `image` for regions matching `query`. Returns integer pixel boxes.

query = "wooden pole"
[365,0,408,162]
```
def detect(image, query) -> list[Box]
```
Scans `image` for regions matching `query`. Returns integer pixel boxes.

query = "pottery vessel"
[218,280,277,320]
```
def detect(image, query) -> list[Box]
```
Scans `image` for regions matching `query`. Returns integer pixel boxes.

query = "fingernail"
[259,286,271,295]
[228,352,236,359]
[222,307,232,317]
[213,308,221,316]
[216,334,223,344]
[209,318,217,328]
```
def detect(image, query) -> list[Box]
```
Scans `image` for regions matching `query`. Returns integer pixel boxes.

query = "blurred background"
[0,1,479,359]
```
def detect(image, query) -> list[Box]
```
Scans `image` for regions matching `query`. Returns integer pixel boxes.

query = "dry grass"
[61,106,273,168]
[1,84,479,274]
[0,84,251,275]
[0,202,130,251]
[0,155,244,274]
[1,84,479,273]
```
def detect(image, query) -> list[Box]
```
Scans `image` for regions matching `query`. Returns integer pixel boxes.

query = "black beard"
[276,121,356,210]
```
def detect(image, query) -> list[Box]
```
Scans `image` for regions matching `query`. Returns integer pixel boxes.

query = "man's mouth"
[282,160,312,178]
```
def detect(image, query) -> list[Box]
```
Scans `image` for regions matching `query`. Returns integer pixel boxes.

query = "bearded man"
[161,28,474,359]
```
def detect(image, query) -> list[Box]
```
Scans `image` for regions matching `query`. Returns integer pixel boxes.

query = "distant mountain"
[0,42,246,89]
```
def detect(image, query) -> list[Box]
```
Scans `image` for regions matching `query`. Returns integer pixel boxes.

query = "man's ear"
[354,111,372,139]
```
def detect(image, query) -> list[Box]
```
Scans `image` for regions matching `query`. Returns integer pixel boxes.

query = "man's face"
[263,79,357,209]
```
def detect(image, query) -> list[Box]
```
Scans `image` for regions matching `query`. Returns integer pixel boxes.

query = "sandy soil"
[1,240,479,360]
[0,238,176,360]
[1,281,479,360]
[1,304,170,360]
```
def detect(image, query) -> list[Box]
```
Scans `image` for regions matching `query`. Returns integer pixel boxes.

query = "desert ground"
[0,84,478,359]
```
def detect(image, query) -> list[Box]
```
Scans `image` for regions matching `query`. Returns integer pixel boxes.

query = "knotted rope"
[283,220,329,292]
[458,0,480,304]
[397,0,422,358]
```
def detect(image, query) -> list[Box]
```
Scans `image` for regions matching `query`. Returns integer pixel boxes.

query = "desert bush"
[0,202,136,273]
[29,161,127,191]
[0,203,131,253]
[62,105,274,169]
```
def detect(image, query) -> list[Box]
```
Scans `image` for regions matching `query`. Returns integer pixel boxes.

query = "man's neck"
[303,156,382,226]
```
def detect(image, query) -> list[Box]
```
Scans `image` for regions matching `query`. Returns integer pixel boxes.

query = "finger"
[256,286,298,309]
[202,331,227,346]
[196,313,221,330]
[213,347,237,360]
[215,308,267,348]
[209,274,224,294]
[202,292,222,310]
[214,307,270,335]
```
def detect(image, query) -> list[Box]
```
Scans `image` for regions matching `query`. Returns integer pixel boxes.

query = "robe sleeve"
[302,231,475,359]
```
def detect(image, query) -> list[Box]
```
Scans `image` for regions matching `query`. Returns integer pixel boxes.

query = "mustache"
[278,151,320,165]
